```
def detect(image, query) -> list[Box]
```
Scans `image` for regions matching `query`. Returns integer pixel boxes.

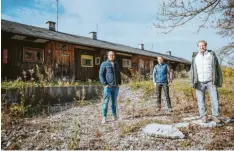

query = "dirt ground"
[1,80,234,150]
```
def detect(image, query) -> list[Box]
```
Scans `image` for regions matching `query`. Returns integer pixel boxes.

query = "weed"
[68,119,80,149]
[179,140,191,148]
[95,129,102,138]
[9,87,28,117]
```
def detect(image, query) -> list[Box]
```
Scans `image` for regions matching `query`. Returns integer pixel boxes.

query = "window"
[95,57,100,65]
[23,47,44,63]
[81,55,93,67]
[122,59,132,68]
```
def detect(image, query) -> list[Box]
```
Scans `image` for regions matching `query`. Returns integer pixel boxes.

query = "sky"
[1,0,232,60]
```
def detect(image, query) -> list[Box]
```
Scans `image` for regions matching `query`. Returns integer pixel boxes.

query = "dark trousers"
[156,82,172,108]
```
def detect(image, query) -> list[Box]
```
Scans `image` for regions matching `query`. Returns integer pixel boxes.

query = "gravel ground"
[1,85,234,150]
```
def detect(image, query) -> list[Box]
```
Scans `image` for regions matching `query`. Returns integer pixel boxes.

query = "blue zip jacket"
[153,63,170,83]
[99,60,121,87]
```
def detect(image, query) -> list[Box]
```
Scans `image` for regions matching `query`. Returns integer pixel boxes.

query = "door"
[74,48,95,81]
[139,59,144,75]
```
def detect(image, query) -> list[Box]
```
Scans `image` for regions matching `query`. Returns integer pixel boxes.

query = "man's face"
[198,42,207,53]
[157,57,163,64]
[108,51,115,61]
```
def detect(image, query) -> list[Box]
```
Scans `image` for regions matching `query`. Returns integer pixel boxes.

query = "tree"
[154,0,234,67]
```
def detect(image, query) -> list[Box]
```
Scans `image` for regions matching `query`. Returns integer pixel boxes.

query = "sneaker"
[202,115,208,123]
[113,116,118,121]
[101,117,106,124]
[212,116,221,123]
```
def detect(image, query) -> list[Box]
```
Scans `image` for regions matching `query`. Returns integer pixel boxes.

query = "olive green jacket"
[190,50,223,88]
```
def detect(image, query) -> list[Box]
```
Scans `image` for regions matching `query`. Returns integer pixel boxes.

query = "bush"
[222,67,234,78]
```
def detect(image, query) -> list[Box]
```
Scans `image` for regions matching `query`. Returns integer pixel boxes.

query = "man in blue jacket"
[153,56,173,112]
[99,51,121,124]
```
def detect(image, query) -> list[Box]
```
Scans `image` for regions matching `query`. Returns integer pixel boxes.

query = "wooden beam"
[116,52,132,57]
[75,45,96,51]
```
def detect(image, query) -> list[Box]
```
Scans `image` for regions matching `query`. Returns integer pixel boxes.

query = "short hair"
[107,51,115,55]
[197,40,207,46]
[157,56,164,59]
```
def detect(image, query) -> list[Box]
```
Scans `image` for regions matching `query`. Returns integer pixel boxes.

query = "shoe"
[101,117,106,124]
[202,115,208,123]
[212,116,221,123]
[113,116,118,121]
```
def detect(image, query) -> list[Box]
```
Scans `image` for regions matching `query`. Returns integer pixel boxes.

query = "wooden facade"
[1,29,190,82]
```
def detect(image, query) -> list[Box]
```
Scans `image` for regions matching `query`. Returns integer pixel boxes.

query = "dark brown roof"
[1,19,190,64]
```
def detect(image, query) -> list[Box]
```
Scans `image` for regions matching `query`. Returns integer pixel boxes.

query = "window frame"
[81,55,93,67]
[122,58,132,68]
[23,47,44,63]
[95,57,100,65]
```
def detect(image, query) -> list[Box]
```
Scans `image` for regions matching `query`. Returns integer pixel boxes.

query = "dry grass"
[205,124,234,149]
[179,140,191,148]
[119,119,169,137]
[128,77,234,118]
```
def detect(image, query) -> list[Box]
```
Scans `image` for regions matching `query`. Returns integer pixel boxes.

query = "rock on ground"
[182,116,234,128]
[142,123,185,139]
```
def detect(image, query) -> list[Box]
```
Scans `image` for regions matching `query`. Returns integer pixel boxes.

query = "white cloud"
[1,0,231,59]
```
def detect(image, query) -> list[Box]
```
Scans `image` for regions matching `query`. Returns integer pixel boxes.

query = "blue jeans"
[196,81,220,117]
[102,86,119,118]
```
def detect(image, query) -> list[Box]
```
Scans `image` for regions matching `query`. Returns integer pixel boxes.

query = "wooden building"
[1,19,190,81]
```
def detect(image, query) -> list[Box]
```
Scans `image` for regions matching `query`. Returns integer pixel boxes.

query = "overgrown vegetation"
[9,87,27,117]
[1,79,101,89]
[2,64,101,89]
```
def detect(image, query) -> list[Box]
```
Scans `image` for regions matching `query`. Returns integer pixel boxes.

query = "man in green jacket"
[190,40,223,123]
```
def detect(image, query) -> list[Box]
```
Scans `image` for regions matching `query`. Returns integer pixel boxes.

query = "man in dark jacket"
[153,56,173,112]
[99,51,121,124]
[190,40,222,123]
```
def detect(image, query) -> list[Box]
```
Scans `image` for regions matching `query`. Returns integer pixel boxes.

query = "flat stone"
[222,118,234,124]
[191,119,224,128]
[173,122,190,128]
[182,116,234,128]
[182,116,200,121]
[142,124,185,139]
